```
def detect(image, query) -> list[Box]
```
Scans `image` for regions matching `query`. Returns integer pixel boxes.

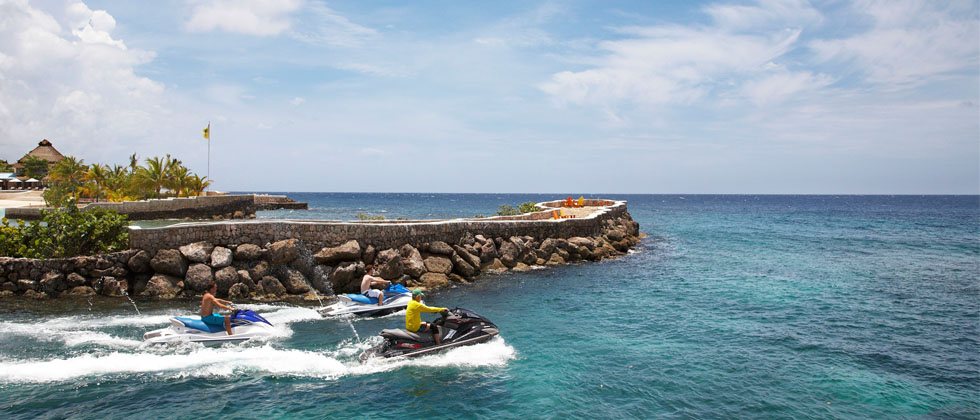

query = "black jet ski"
[360,307,499,361]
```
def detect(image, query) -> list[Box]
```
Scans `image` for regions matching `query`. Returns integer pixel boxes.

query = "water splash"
[121,289,141,315]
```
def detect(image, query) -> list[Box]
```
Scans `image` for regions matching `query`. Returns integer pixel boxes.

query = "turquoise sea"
[1,194,977,418]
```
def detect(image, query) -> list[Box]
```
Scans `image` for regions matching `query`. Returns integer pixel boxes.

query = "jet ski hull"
[322,295,411,317]
[360,307,499,361]
[143,310,274,345]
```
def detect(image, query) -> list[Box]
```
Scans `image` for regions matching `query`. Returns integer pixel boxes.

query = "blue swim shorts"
[202,313,224,325]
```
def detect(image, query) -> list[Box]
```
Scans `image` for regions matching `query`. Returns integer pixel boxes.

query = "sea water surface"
[1,194,977,418]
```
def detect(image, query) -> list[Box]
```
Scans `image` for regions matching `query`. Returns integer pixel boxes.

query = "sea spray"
[121,289,141,315]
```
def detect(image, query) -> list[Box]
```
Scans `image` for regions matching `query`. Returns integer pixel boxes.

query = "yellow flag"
[202,123,210,140]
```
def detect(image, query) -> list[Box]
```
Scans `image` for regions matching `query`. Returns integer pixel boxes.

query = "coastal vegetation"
[0,203,129,258]
[42,154,210,207]
[0,159,12,172]
[496,202,539,216]
[356,213,386,221]
[21,156,50,179]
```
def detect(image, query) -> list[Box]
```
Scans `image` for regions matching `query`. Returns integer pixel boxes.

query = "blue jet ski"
[143,309,274,345]
[323,283,412,317]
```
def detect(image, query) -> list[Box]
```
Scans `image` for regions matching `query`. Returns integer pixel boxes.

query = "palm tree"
[168,165,192,197]
[186,175,212,197]
[81,164,110,202]
[134,155,172,198]
[48,156,88,195]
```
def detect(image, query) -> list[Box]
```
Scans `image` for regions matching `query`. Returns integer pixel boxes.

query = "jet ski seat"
[175,316,226,333]
[345,294,379,304]
[380,329,435,342]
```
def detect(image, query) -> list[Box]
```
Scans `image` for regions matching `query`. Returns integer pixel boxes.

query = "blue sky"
[1,0,977,193]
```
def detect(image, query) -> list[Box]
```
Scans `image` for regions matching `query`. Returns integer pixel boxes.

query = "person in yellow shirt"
[406,289,448,345]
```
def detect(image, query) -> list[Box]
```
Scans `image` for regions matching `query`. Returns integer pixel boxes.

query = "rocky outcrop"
[0,199,641,301]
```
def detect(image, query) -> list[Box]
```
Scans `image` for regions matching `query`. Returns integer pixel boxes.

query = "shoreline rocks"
[0,203,641,301]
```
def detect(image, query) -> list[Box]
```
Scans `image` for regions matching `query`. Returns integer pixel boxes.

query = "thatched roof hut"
[12,139,65,173]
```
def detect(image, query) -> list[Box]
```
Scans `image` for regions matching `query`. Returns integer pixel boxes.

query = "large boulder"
[249,260,270,280]
[66,272,87,288]
[451,252,477,278]
[179,241,214,263]
[40,271,66,295]
[419,272,449,290]
[374,248,403,279]
[423,256,452,274]
[150,249,187,277]
[141,274,182,299]
[101,277,128,297]
[235,244,264,260]
[228,283,250,300]
[16,279,37,292]
[479,241,498,263]
[67,286,97,296]
[127,250,152,273]
[237,270,257,291]
[482,258,508,273]
[399,244,426,278]
[259,276,287,296]
[498,241,519,268]
[427,241,454,256]
[310,265,333,293]
[214,266,239,295]
[568,237,595,249]
[210,247,233,268]
[185,263,213,292]
[314,240,361,265]
[539,238,559,255]
[546,253,566,266]
[362,244,377,265]
[605,229,625,242]
[330,261,366,293]
[453,245,481,271]
[267,239,300,265]
[277,267,310,294]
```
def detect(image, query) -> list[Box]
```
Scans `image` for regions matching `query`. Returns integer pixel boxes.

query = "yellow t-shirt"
[405,299,447,332]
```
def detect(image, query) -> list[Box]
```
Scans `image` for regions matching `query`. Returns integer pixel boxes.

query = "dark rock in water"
[512,262,531,272]
[362,244,376,265]
[400,244,426,278]
[215,266,239,295]
[451,252,477,278]
[479,241,498,263]
[267,239,300,265]
[310,265,333,293]
[17,279,37,292]
[179,241,214,263]
[249,260,270,281]
[546,253,565,266]
[151,249,187,277]
[68,286,97,296]
[374,248,403,279]
[132,274,150,295]
[40,271,66,295]
[185,264,213,292]
[605,229,625,242]
[427,241,454,256]
[278,267,310,294]
[482,258,507,273]
[423,256,452,274]
[314,240,361,265]
[498,241,519,268]
[228,283,249,300]
[141,274,182,298]
[453,245,481,273]
[66,272,87,288]
[260,276,287,296]
[330,261,365,293]
[101,277,128,297]
[235,244,263,260]
[419,272,449,289]
[210,246,233,268]
[23,289,47,300]
[448,273,468,284]
[127,250,152,273]
[237,270,255,292]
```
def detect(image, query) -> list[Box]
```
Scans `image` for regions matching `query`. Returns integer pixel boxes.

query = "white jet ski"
[143,309,275,345]
[322,283,412,317]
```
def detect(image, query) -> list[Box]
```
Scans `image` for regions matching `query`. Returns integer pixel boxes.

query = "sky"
[0,0,977,194]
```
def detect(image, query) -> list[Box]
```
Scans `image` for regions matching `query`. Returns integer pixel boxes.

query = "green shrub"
[356,213,386,221]
[496,202,540,216]
[0,204,129,258]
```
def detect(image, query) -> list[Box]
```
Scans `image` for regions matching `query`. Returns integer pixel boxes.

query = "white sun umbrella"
[25,178,38,183]
[7,178,21,183]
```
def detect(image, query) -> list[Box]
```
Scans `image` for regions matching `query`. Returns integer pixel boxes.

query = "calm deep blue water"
[1,194,977,418]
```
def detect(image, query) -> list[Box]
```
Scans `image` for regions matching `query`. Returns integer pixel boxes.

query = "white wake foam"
[0,337,516,383]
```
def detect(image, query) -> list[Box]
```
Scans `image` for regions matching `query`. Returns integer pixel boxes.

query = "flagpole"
[207,121,211,194]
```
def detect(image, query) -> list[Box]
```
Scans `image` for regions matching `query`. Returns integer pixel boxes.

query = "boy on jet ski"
[406,289,448,345]
[201,281,235,335]
[361,271,392,307]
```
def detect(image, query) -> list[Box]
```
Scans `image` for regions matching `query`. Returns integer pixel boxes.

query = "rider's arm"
[210,295,234,311]
[418,302,447,313]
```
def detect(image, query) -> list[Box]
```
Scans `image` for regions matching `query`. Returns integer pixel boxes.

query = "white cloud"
[290,97,305,106]
[289,2,378,47]
[741,69,834,106]
[0,0,164,153]
[185,0,302,36]
[809,0,979,87]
